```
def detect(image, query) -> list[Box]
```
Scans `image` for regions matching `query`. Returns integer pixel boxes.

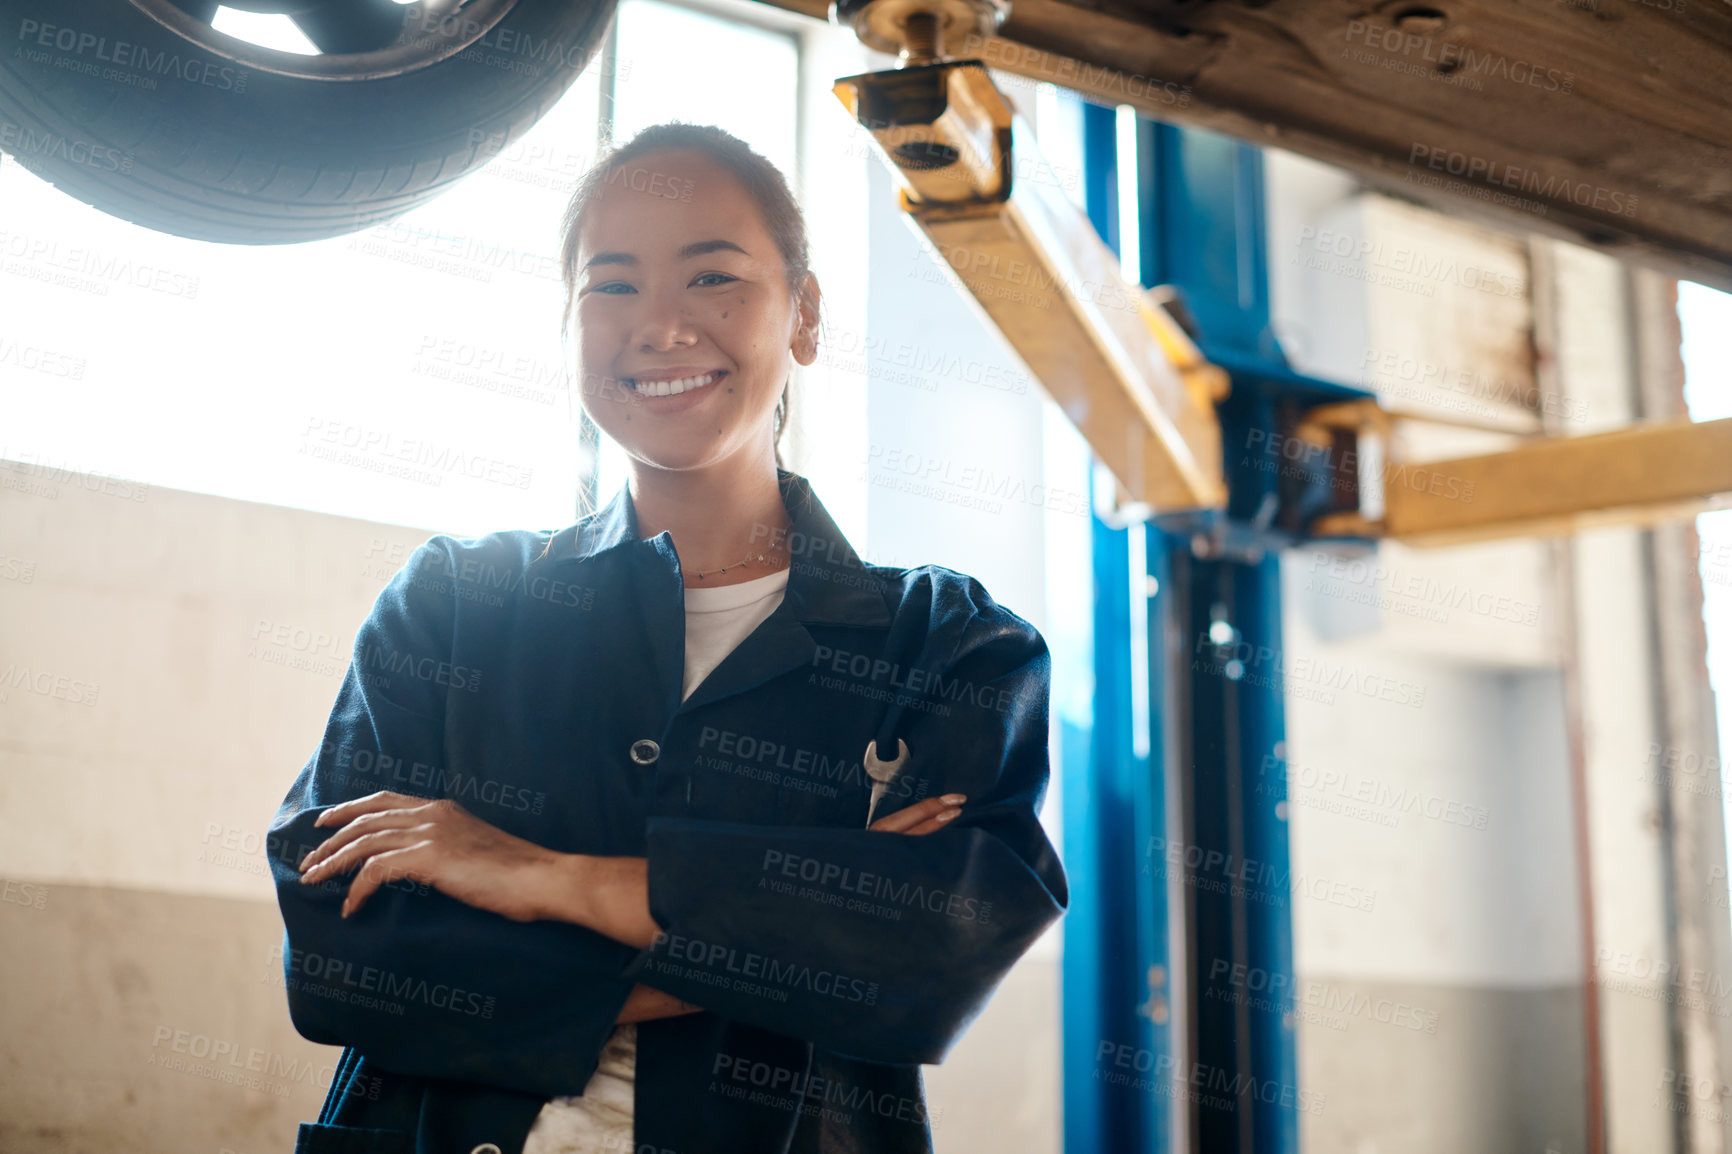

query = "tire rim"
[124,0,526,81]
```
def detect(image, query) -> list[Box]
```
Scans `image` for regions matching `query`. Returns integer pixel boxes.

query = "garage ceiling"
[761,0,1732,292]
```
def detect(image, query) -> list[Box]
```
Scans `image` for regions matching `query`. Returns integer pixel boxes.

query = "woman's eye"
[693,273,737,287]
[591,282,636,295]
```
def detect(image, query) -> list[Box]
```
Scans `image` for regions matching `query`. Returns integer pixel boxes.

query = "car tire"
[0,0,617,244]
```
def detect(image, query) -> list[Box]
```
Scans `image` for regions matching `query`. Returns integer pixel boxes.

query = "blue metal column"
[1064,106,1302,1154]
[1061,99,1172,1154]
[1148,120,1298,1154]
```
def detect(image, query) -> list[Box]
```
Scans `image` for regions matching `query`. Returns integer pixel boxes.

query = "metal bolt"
[901,10,941,64]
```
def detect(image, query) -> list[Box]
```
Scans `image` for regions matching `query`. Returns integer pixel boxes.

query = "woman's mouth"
[625,370,726,398]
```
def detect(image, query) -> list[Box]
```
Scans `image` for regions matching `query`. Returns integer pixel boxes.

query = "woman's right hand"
[869,793,967,836]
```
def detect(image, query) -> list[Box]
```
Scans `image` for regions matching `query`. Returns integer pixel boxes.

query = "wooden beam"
[755,0,1732,291]
[1320,417,1732,546]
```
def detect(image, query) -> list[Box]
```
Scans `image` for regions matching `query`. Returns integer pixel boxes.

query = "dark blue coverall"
[268,468,1070,1154]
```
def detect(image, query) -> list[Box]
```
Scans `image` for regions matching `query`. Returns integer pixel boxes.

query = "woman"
[269,121,1068,1154]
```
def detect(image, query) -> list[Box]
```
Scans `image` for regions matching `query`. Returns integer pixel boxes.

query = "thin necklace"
[690,549,782,580]
[689,524,791,581]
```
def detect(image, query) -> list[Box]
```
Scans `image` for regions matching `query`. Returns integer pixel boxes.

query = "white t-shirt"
[521,566,791,1154]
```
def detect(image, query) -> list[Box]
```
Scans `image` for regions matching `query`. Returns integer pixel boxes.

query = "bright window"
[1681,281,1732,877]
[0,0,801,539]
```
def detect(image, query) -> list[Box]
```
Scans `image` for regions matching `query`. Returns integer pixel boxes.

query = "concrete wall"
[1540,241,1674,1154]
[1266,149,1587,1154]
[0,468,432,1153]
[1266,148,1732,1153]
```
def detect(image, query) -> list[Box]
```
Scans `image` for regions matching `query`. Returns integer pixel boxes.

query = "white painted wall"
[0,466,433,901]
[1264,153,1600,1151]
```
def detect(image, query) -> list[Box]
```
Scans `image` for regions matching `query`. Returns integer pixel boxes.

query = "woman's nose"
[630,285,697,350]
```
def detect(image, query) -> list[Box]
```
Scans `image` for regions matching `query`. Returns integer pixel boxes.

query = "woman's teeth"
[630,371,722,397]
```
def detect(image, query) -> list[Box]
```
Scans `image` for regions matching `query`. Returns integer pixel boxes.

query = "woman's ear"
[791,272,822,367]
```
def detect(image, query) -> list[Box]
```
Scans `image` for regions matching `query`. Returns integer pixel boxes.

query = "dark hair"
[556,121,819,478]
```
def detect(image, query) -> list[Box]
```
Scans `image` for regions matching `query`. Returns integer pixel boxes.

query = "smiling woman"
[268,122,1068,1154]
[560,123,821,493]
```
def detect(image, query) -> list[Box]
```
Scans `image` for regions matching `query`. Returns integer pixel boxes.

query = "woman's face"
[570,148,819,475]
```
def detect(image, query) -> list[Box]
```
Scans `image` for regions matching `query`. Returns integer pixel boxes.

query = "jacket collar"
[542,468,892,630]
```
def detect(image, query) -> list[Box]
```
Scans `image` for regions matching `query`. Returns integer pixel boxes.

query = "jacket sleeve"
[266,537,637,1099]
[622,579,1069,1066]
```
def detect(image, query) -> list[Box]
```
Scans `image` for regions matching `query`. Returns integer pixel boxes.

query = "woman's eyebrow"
[676,238,749,260]
[582,239,750,271]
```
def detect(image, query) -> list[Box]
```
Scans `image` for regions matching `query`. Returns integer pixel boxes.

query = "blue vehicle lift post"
[1064,102,1372,1154]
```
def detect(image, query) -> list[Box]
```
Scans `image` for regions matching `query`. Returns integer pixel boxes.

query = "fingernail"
[941,793,966,805]
[935,809,959,822]
[298,853,311,870]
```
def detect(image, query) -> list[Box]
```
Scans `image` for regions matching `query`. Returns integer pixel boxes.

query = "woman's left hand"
[297,791,560,923]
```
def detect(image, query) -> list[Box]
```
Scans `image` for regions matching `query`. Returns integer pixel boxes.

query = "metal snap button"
[630,739,661,765]
[470,1145,503,1154]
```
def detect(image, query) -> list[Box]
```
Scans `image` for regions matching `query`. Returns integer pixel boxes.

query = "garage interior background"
[3,0,1732,1152]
